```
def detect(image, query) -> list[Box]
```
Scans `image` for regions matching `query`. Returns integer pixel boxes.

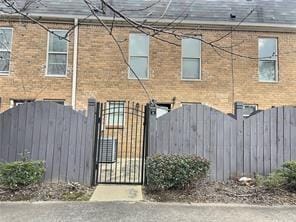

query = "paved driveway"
[0,202,296,222]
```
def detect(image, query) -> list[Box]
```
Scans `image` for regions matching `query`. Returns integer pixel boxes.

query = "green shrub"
[146,154,210,190]
[256,171,285,189]
[281,161,296,190]
[0,160,45,189]
[256,161,296,191]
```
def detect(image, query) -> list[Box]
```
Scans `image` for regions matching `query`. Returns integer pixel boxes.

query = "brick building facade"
[1,0,296,114]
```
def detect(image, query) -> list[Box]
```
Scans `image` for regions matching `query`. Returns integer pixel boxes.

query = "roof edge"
[1,13,296,32]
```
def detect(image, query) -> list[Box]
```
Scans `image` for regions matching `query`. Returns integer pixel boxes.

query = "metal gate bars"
[94,101,147,185]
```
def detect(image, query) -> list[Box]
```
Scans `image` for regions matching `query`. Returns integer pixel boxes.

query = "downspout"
[72,18,79,109]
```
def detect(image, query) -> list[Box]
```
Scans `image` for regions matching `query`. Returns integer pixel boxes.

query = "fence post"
[85,98,97,186]
[147,101,157,156]
[235,101,244,176]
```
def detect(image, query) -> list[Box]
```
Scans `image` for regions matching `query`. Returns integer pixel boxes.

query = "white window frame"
[106,101,125,128]
[0,27,13,75]
[128,33,149,80]
[181,37,202,81]
[46,29,68,77]
[258,37,278,83]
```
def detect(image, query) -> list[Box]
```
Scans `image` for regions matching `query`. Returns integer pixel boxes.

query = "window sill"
[45,74,67,78]
[128,77,149,81]
[258,80,279,84]
[0,73,9,76]
[181,78,202,81]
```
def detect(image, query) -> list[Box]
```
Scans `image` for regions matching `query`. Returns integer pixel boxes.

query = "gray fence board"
[216,112,224,181]
[8,107,19,162]
[24,102,35,159]
[38,103,50,161]
[230,119,237,177]
[59,106,72,182]
[209,109,217,180]
[270,108,277,172]
[2,110,11,161]
[67,112,79,182]
[169,109,177,154]
[149,104,296,181]
[277,107,284,167]
[257,111,264,175]
[292,108,296,160]
[0,101,97,186]
[196,105,203,156]
[244,117,251,175]
[183,105,191,154]
[203,106,211,160]
[250,115,257,175]
[263,109,271,175]
[0,113,3,161]
[31,102,42,160]
[16,104,27,160]
[45,103,58,181]
[224,116,231,181]
[52,105,64,183]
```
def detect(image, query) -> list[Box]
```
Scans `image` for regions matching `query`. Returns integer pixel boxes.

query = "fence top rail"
[156,103,237,121]
[0,101,88,118]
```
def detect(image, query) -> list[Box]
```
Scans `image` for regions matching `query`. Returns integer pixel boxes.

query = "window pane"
[48,64,67,75]
[129,56,148,79]
[259,60,276,81]
[182,38,201,58]
[49,31,67,52]
[48,54,67,75]
[0,51,10,72]
[0,29,12,50]
[107,102,124,126]
[182,58,200,79]
[259,38,277,60]
[129,34,149,56]
[48,54,67,64]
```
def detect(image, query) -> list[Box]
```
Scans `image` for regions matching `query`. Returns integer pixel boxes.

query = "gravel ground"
[145,180,296,205]
[0,183,94,201]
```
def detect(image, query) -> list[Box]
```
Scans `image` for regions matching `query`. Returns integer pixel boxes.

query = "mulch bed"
[0,182,95,201]
[145,180,296,205]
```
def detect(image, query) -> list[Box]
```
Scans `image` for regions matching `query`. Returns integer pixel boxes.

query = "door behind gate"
[94,101,147,184]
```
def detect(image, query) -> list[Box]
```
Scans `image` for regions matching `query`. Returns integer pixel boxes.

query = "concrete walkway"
[0,202,296,222]
[90,185,143,202]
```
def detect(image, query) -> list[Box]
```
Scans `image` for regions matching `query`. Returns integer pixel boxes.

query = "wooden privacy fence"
[148,103,296,181]
[0,99,97,186]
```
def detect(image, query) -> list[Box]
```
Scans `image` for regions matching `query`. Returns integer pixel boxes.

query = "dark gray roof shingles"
[1,0,296,25]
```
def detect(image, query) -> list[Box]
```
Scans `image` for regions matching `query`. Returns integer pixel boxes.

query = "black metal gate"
[93,101,147,184]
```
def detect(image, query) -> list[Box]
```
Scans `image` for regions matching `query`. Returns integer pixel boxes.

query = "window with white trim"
[258,38,278,82]
[106,101,125,127]
[129,33,149,79]
[47,30,68,76]
[182,38,201,80]
[0,28,13,74]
